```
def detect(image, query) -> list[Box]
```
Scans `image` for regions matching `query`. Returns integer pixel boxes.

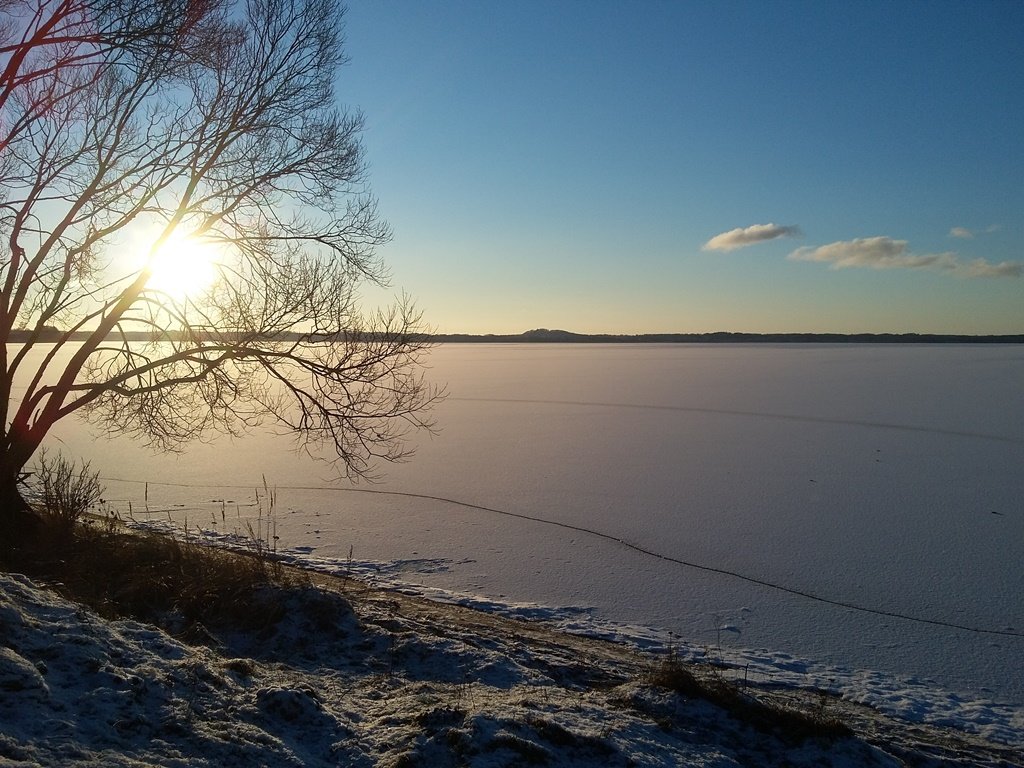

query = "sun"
[142,231,221,300]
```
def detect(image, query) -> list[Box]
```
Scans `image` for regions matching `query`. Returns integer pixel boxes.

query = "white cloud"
[954,258,1022,278]
[702,223,801,252]
[949,224,1000,239]
[788,237,951,270]
[788,236,1020,279]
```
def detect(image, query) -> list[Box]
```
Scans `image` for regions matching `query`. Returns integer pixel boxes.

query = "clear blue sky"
[341,0,1023,335]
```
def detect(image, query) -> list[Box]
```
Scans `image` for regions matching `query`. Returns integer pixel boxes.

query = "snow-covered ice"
[26,343,1024,718]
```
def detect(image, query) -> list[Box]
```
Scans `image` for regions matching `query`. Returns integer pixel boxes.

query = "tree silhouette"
[0,0,438,526]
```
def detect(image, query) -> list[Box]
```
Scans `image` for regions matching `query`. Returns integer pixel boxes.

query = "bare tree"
[0,0,438,527]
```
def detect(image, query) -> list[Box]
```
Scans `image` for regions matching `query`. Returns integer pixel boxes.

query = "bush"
[28,450,104,533]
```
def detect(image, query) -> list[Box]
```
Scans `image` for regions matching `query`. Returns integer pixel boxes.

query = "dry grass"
[0,511,305,636]
[2,494,853,746]
[646,649,852,742]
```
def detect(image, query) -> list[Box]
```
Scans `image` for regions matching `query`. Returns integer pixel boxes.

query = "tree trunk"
[0,453,41,549]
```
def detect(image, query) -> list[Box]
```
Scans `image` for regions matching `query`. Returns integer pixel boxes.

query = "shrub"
[29,450,104,533]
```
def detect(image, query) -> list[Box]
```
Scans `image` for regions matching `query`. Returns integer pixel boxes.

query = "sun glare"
[142,232,221,300]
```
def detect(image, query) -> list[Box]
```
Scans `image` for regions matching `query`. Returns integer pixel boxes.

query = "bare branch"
[1,0,439,505]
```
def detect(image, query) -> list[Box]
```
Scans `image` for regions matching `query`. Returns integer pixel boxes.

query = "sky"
[340,1,1023,335]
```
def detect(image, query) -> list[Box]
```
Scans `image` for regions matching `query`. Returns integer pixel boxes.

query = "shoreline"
[135,518,1024,747]
[2,556,1021,766]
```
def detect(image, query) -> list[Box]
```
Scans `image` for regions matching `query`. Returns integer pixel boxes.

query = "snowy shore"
[2,561,1020,766]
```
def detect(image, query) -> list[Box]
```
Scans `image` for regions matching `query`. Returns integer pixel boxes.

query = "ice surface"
[31,343,1024,710]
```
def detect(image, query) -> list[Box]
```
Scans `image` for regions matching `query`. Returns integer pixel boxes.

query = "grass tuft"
[646,647,852,743]
[1,511,305,638]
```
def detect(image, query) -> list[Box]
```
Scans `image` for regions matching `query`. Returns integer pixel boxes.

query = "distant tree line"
[9,327,1023,344]
[425,329,1024,344]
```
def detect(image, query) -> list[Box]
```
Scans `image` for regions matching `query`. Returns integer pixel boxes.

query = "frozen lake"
[30,343,1024,707]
